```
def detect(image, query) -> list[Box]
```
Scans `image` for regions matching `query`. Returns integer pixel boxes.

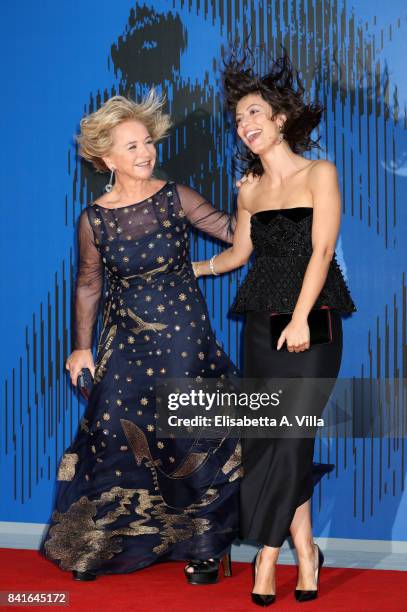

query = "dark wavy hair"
[223,47,324,176]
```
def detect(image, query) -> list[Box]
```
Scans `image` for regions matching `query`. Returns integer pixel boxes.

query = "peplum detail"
[230,207,356,315]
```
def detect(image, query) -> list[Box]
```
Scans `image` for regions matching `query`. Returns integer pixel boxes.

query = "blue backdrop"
[1,0,406,543]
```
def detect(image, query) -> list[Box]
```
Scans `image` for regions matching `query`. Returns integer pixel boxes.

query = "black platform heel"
[184,553,232,585]
[294,543,324,602]
[72,570,97,581]
[251,548,276,607]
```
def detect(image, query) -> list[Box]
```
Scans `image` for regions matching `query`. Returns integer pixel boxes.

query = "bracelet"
[192,262,200,277]
[209,254,219,276]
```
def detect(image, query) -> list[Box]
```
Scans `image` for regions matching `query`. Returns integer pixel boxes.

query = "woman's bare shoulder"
[308,159,338,179]
[237,175,262,209]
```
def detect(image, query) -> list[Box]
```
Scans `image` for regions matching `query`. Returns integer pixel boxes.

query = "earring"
[105,168,115,193]
[278,124,284,143]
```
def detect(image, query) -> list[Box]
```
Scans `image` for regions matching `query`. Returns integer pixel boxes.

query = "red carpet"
[0,549,406,611]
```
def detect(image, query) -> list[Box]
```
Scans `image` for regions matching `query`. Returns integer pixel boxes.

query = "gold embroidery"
[120,419,156,467]
[44,487,142,571]
[94,349,113,384]
[222,442,243,482]
[57,453,78,481]
[120,263,169,286]
[171,452,209,478]
[104,324,117,351]
[127,309,168,334]
[44,485,218,570]
[97,323,117,357]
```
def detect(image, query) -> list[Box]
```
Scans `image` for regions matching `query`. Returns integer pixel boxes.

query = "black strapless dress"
[230,207,356,548]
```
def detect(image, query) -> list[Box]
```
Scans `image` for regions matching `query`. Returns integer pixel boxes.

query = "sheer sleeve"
[73,208,104,350]
[175,183,237,244]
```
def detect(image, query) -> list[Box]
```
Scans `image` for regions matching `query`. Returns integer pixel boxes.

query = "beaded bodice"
[230,207,356,315]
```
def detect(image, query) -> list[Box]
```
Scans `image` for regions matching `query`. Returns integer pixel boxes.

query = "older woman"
[39,91,241,584]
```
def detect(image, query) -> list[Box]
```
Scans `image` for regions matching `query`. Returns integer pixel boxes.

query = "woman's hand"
[277,318,310,352]
[65,349,95,386]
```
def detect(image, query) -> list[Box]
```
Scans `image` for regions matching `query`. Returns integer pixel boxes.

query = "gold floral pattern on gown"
[39,181,242,575]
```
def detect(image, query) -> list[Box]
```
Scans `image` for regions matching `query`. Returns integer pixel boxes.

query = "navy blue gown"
[39,181,242,575]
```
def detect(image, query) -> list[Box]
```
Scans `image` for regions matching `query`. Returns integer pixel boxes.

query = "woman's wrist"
[192,260,214,277]
[291,309,309,324]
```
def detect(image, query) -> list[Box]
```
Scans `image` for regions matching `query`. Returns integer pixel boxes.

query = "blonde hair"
[76,90,172,172]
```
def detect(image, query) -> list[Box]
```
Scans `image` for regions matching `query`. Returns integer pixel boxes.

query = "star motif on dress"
[91,445,96,453]
[169,456,175,463]
[136,360,142,365]
[160,367,166,374]
[156,256,165,263]
[127,336,135,344]
[93,218,102,225]
[141,397,149,405]
[185,305,191,311]
[147,424,155,431]
[115,470,122,476]
[109,221,115,227]
[162,220,171,227]
[116,399,122,406]
[198,352,205,360]
[146,368,154,376]
[157,441,164,449]
[181,351,188,358]
[145,295,152,302]
[178,293,187,301]
[157,304,165,312]
[102,412,110,421]
[120,445,128,451]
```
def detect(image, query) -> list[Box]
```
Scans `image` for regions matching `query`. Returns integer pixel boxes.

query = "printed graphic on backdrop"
[2,0,407,542]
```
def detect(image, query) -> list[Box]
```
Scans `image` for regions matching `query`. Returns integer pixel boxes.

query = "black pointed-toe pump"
[294,543,324,602]
[251,548,276,607]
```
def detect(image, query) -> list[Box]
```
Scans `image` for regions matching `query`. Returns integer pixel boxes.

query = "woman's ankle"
[295,539,315,559]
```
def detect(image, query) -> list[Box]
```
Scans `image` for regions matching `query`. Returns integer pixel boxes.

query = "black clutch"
[270,308,333,350]
[77,368,94,400]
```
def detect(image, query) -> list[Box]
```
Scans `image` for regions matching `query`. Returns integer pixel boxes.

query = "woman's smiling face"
[103,119,157,179]
[235,93,284,154]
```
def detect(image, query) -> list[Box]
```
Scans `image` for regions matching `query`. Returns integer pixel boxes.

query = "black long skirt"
[240,309,343,548]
